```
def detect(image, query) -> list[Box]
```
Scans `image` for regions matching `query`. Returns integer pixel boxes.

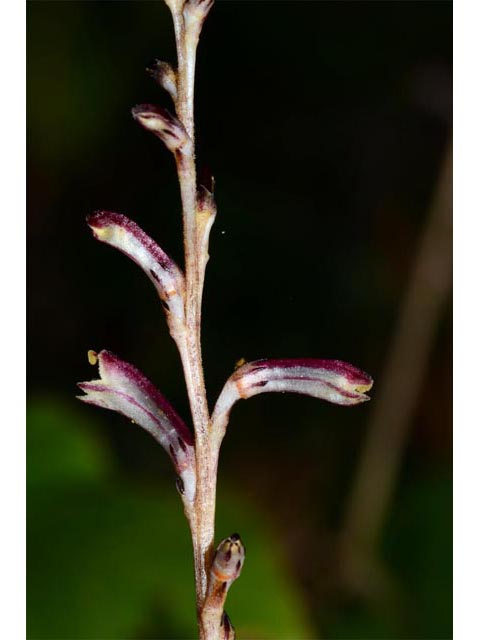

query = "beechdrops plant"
[77,1,373,638]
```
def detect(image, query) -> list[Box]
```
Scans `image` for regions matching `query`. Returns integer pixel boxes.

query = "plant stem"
[171,4,218,636]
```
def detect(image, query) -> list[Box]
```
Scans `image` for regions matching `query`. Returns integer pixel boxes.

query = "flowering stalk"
[77,2,373,638]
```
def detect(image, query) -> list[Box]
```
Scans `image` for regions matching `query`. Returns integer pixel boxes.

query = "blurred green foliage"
[326,471,452,639]
[27,397,314,639]
[28,395,451,639]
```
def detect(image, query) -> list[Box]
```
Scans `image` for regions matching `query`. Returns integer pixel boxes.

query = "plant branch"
[166,0,218,632]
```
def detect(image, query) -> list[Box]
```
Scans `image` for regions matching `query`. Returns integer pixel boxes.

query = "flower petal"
[77,350,195,501]
[86,211,185,325]
[212,358,373,438]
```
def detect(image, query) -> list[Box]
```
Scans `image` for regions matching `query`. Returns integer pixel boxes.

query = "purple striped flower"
[212,358,373,437]
[77,350,196,501]
[86,211,185,325]
[131,104,191,155]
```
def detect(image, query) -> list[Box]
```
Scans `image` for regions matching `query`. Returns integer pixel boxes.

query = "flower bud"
[202,533,244,637]
[211,533,245,586]
[205,533,245,613]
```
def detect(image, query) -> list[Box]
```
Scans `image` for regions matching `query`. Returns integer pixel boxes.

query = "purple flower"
[77,350,196,501]
[86,211,185,326]
[131,104,191,155]
[212,358,373,437]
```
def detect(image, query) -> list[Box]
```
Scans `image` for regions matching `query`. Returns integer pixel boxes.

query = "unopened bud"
[211,533,245,587]
[204,535,243,638]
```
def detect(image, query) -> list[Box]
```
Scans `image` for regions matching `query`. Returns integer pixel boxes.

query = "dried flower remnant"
[77,350,196,503]
[147,60,178,100]
[196,173,217,278]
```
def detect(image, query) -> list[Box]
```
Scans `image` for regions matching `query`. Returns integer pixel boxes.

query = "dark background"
[27,1,452,638]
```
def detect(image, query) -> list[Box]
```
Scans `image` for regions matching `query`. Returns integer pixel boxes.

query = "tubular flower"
[131,103,192,155]
[212,358,373,439]
[86,211,185,326]
[77,350,196,502]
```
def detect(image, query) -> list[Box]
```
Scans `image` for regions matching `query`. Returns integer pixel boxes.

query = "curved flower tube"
[77,350,196,502]
[211,358,373,441]
[87,211,186,328]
